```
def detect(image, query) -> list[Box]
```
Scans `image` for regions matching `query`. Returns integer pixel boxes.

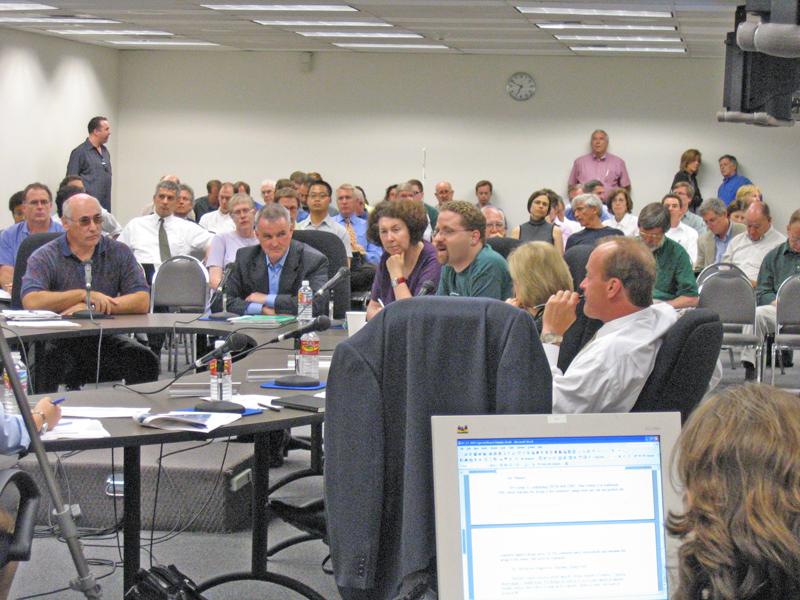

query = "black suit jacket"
[218,240,329,316]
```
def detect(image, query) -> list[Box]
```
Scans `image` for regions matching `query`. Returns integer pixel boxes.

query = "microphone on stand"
[208,263,237,321]
[416,280,437,296]
[268,315,332,344]
[313,267,349,298]
[71,259,112,320]
[194,332,249,367]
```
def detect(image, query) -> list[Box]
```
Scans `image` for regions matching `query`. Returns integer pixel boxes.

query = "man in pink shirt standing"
[568,129,631,201]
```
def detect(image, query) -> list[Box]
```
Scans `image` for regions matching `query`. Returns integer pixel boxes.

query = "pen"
[258,402,280,412]
[51,398,66,405]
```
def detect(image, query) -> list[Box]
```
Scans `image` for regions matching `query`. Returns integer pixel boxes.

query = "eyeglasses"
[231,208,254,217]
[486,222,505,230]
[307,193,329,200]
[433,227,468,238]
[67,214,103,227]
[638,229,663,241]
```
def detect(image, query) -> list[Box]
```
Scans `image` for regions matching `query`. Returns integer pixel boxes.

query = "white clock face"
[507,72,536,101]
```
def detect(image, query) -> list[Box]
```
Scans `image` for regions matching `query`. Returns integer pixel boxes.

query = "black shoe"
[782,349,794,368]
[743,361,756,381]
[391,572,438,600]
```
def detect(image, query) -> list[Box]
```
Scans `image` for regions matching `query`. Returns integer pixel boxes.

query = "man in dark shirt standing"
[66,116,112,211]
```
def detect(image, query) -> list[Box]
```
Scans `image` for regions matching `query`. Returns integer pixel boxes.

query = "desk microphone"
[416,280,437,296]
[208,263,237,321]
[269,315,331,344]
[194,332,249,367]
[313,267,349,298]
[71,259,112,320]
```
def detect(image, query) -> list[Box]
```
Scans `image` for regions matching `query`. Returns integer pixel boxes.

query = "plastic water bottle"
[3,352,27,415]
[220,349,233,402]
[209,340,224,401]
[298,280,313,325]
[298,331,320,380]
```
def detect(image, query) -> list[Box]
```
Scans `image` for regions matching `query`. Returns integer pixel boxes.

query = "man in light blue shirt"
[333,183,381,292]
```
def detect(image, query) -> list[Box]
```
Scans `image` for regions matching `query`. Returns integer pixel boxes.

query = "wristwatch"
[540,332,563,345]
[391,277,406,288]
[32,411,48,434]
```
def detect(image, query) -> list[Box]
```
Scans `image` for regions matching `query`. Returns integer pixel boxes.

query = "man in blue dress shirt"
[717,154,753,206]
[334,183,381,292]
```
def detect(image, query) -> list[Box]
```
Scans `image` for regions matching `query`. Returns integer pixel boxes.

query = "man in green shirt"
[435,201,513,300]
[742,208,800,379]
[637,202,698,309]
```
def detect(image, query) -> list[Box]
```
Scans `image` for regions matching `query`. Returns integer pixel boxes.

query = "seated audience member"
[366,199,441,320]
[564,193,623,251]
[234,180,250,195]
[434,201,513,300]
[506,241,573,329]
[511,189,564,253]
[539,237,678,413]
[738,209,800,380]
[274,187,302,225]
[482,206,507,238]
[353,186,370,219]
[735,183,761,207]
[409,179,439,231]
[333,183,381,292]
[394,182,434,241]
[602,187,638,236]
[7,191,24,224]
[671,182,707,235]
[260,179,276,204]
[297,180,352,266]
[671,148,703,212]
[118,180,214,271]
[564,180,612,221]
[215,203,328,316]
[206,193,258,289]
[0,183,64,294]
[717,154,752,205]
[140,174,181,216]
[667,384,800,600]
[192,179,221,223]
[662,193,699,264]
[434,180,454,208]
[383,183,398,202]
[175,183,196,221]
[198,181,235,234]
[695,197,746,270]
[551,195,574,246]
[21,194,160,391]
[474,179,494,209]
[57,175,122,238]
[638,202,699,308]
[727,198,746,223]
[721,201,786,285]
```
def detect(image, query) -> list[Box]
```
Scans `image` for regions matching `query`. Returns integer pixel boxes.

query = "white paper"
[62,407,151,419]
[8,320,81,328]
[42,419,110,440]
[232,394,280,410]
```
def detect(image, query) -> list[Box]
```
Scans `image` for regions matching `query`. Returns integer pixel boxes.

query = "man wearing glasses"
[637,202,698,310]
[482,206,507,238]
[434,201,513,300]
[19,193,159,392]
[721,201,786,286]
[0,183,64,293]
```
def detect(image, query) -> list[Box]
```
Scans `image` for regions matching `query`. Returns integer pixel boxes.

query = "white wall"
[116,50,800,231]
[0,28,118,229]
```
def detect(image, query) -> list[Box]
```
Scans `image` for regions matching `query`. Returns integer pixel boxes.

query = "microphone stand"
[208,266,237,321]
[0,333,103,598]
[71,261,111,320]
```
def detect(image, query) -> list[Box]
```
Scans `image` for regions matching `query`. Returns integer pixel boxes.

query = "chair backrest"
[325,297,552,596]
[11,232,64,308]
[696,262,749,287]
[776,273,800,327]
[150,255,209,312]
[485,237,521,259]
[292,229,349,319]
[632,308,723,423]
[562,244,594,287]
[557,299,604,373]
[697,270,756,325]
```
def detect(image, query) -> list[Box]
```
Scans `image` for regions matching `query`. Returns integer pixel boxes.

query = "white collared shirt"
[721,226,787,281]
[665,221,699,264]
[118,213,214,266]
[199,209,235,234]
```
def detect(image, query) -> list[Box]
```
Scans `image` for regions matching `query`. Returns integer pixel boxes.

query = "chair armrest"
[0,469,40,563]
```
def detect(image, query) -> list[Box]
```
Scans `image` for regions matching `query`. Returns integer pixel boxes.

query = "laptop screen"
[432,413,682,600]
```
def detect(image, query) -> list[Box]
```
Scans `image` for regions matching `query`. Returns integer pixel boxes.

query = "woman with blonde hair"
[668,384,800,600]
[506,241,573,328]
[735,184,761,207]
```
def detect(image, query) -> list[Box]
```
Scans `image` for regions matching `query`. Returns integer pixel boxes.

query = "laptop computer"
[431,412,682,600]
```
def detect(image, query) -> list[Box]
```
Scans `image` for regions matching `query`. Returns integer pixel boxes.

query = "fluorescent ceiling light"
[556,35,682,43]
[0,3,53,9]
[518,7,672,18]
[108,40,218,46]
[332,43,447,49]
[298,31,420,38]
[50,29,172,36]
[0,17,118,23]
[537,23,675,31]
[254,20,389,26]
[203,4,356,11]
[570,45,685,53]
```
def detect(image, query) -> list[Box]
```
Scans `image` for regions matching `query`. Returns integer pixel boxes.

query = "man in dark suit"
[218,202,328,316]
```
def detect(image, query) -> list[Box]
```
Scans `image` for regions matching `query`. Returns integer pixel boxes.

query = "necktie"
[344,218,365,255]
[158,218,171,263]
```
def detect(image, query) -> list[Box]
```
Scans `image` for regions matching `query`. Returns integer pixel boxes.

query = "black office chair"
[292,230,350,320]
[0,469,40,568]
[632,308,722,423]
[557,244,603,372]
[11,233,64,308]
[485,237,522,259]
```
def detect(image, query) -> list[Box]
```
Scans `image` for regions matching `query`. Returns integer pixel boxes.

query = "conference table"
[3,313,343,599]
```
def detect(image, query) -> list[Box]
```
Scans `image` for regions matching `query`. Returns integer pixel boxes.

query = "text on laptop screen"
[454,435,669,600]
